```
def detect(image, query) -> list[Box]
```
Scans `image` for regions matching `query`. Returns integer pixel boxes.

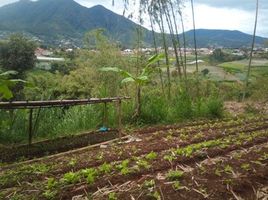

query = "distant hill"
[0,0,153,47]
[182,29,267,48]
[0,0,267,48]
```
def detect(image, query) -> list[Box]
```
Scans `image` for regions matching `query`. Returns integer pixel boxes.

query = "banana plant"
[100,53,164,118]
[0,70,25,100]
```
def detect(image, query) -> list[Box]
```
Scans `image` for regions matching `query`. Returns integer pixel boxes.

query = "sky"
[0,0,267,37]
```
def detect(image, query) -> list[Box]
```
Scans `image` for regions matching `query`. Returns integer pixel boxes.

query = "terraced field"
[0,116,268,200]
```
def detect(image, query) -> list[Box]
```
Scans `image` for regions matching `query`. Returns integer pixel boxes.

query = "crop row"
[3,127,266,200]
[1,118,267,192]
[112,142,268,200]
[1,117,267,192]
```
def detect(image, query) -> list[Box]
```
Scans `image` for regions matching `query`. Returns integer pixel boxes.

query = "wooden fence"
[0,97,130,145]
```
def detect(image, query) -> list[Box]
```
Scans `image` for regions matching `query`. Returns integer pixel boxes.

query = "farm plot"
[0,116,268,200]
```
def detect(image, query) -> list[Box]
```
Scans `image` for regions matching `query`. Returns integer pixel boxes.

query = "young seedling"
[224,165,233,174]
[136,159,151,169]
[166,170,184,181]
[62,172,80,184]
[241,163,250,171]
[173,181,183,191]
[99,162,112,174]
[68,158,77,168]
[164,154,176,163]
[145,151,158,160]
[116,159,131,175]
[81,168,98,185]
[108,192,117,200]
[142,179,155,189]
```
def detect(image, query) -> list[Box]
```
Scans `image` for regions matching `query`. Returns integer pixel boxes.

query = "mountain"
[0,0,267,48]
[0,0,153,47]
[182,29,267,48]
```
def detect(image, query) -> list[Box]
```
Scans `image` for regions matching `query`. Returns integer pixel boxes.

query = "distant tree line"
[209,49,246,63]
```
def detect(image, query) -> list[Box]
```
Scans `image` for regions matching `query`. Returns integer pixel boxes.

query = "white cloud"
[180,2,267,37]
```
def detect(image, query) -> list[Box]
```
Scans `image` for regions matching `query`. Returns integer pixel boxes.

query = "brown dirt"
[0,116,267,200]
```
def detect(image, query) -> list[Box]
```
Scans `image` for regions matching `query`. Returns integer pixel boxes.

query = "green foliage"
[81,168,98,185]
[99,163,112,174]
[100,53,164,87]
[116,159,130,175]
[140,91,167,124]
[142,179,155,189]
[46,178,58,190]
[62,172,80,184]
[173,181,183,190]
[0,70,25,100]
[136,159,151,169]
[0,34,36,74]
[43,190,57,200]
[209,49,245,64]
[194,97,224,118]
[68,158,77,168]
[50,60,77,75]
[145,151,158,160]
[108,192,117,200]
[166,170,184,181]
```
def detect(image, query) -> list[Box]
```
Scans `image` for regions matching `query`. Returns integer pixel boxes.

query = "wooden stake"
[28,109,33,146]
[117,100,122,140]
[103,102,108,127]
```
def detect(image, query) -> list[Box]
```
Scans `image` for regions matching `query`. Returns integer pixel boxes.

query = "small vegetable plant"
[166,170,184,181]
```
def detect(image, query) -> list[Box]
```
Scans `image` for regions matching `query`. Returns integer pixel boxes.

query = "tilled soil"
[0,116,267,200]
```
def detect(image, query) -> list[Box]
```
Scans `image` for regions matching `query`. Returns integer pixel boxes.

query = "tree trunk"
[133,86,142,119]
[158,2,171,99]
[149,11,165,97]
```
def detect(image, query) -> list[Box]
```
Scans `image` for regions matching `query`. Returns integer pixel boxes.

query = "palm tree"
[242,0,259,101]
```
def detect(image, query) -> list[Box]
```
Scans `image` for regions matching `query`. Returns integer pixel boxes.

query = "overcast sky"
[0,0,267,37]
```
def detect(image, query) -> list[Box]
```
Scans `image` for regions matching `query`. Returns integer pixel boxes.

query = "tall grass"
[0,87,224,145]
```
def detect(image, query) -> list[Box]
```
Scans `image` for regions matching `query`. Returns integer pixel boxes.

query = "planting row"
[1,117,267,191]
[1,127,267,199]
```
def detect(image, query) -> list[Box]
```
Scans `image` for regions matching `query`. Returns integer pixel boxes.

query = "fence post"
[117,99,122,140]
[103,102,108,127]
[28,108,33,146]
